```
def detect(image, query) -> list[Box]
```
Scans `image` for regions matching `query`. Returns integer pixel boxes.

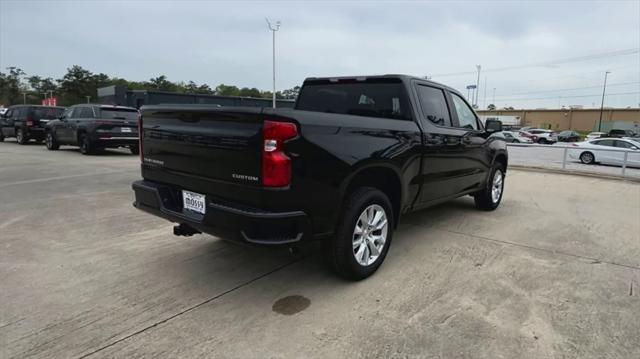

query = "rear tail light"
[138,112,143,162]
[26,117,34,127]
[262,120,297,187]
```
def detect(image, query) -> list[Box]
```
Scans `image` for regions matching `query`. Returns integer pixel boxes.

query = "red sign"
[42,97,57,106]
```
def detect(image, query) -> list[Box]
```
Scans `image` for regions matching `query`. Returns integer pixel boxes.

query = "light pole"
[474,65,481,106]
[597,71,611,132]
[86,96,91,103]
[266,18,281,109]
[492,87,496,106]
[22,92,27,104]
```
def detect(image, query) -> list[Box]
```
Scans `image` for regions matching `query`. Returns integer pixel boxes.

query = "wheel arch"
[339,163,404,228]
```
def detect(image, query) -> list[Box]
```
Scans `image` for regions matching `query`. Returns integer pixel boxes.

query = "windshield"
[296,80,412,121]
[32,107,64,119]
[99,108,138,120]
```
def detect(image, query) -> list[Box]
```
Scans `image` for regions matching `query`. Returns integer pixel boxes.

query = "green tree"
[487,104,496,110]
[215,84,240,97]
[146,75,177,92]
[57,65,99,105]
[0,67,27,105]
[281,86,300,100]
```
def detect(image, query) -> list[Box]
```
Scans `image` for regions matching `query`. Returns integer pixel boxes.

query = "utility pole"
[86,96,91,103]
[492,87,496,107]
[266,18,281,109]
[597,71,611,132]
[483,76,487,109]
[22,92,27,104]
[475,65,481,106]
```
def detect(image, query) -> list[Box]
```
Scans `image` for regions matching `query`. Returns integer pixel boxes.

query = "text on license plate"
[182,190,206,214]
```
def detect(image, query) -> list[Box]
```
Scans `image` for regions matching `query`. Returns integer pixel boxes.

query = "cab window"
[415,85,451,127]
[450,93,478,130]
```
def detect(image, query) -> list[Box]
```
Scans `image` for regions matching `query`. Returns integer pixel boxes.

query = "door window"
[451,93,478,130]
[614,140,635,149]
[415,85,451,127]
[594,140,615,147]
[77,107,94,118]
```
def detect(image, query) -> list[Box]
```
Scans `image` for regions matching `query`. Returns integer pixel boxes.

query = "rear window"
[99,108,138,120]
[31,107,64,119]
[296,80,412,121]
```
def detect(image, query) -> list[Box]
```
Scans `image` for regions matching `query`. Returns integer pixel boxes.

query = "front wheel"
[16,128,28,145]
[538,138,548,144]
[326,187,394,280]
[580,151,595,164]
[45,132,59,150]
[474,163,505,211]
[0,131,4,142]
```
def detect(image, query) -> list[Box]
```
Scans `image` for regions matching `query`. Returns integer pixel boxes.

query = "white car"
[528,129,557,144]
[568,138,640,167]
[585,132,606,140]
[502,130,533,143]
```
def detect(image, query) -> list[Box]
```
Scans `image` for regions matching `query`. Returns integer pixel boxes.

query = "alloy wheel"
[491,169,503,203]
[352,204,388,266]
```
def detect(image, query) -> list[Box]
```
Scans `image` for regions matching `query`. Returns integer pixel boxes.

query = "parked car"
[568,138,640,167]
[520,126,535,132]
[500,130,533,143]
[557,130,581,142]
[606,129,636,138]
[45,104,139,155]
[132,75,508,279]
[528,129,557,144]
[0,105,65,144]
[518,130,538,142]
[585,132,606,140]
[0,107,7,116]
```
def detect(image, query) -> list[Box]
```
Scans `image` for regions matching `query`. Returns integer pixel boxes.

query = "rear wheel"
[129,145,139,155]
[538,138,548,144]
[16,128,28,145]
[0,131,4,142]
[474,163,505,211]
[580,151,595,164]
[326,187,394,280]
[45,132,59,150]
[79,134,94,155]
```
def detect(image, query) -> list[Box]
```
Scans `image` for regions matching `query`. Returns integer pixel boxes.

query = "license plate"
[121,127,132,133]
[182,190,206,214]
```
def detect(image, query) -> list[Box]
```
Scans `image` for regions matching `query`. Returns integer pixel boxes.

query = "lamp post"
[86,96,91,103]
[266,18,281,109]
[492,87,496,106]
[597,71,611,132]
[474,65,481,106]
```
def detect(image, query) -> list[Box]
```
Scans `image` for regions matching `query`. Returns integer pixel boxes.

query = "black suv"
[0,105,65,144]
[45,104,139,155]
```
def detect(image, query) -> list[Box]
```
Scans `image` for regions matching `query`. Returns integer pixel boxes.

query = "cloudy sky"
[1,0,639,109]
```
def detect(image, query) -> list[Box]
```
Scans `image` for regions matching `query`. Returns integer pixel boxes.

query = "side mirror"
[485,119,503,133]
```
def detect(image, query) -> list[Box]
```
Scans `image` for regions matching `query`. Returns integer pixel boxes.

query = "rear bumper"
[92,135,138,148]
[132,180,311,245]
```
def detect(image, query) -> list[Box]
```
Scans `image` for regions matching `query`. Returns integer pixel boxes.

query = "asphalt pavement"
[1,140,639,359]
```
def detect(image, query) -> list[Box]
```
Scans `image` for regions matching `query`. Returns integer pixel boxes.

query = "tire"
[473,163,505,211]
[16,128,28,145]
[0,131,4,142]
[45,132,59,150]
[580,151,595,164]
[129,145,139,155]
[326,187,394,280]
[538,138,548,144]
[79,134,94,155]
[513,139,520,143]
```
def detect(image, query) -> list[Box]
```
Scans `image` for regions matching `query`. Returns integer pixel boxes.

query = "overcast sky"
[1,0,639,109]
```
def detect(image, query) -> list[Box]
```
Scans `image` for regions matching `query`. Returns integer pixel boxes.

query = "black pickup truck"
[45,104,139,154]
[132,75,508,279]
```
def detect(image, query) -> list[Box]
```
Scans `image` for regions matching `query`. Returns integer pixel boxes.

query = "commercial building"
[97,85,295,109]
[477,108,639,132]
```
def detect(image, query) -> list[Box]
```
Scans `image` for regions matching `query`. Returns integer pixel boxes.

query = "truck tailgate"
[141,106,263,187]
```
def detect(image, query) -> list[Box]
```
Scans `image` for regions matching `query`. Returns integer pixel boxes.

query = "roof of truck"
[302,74,460,94]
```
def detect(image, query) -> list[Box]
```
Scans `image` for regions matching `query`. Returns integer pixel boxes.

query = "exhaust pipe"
[173,223,201,237]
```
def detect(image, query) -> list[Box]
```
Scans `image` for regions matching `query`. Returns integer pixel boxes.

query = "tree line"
[0,65,301,107]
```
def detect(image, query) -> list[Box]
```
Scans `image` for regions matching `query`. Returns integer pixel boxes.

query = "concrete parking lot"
[1,141,639,359]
